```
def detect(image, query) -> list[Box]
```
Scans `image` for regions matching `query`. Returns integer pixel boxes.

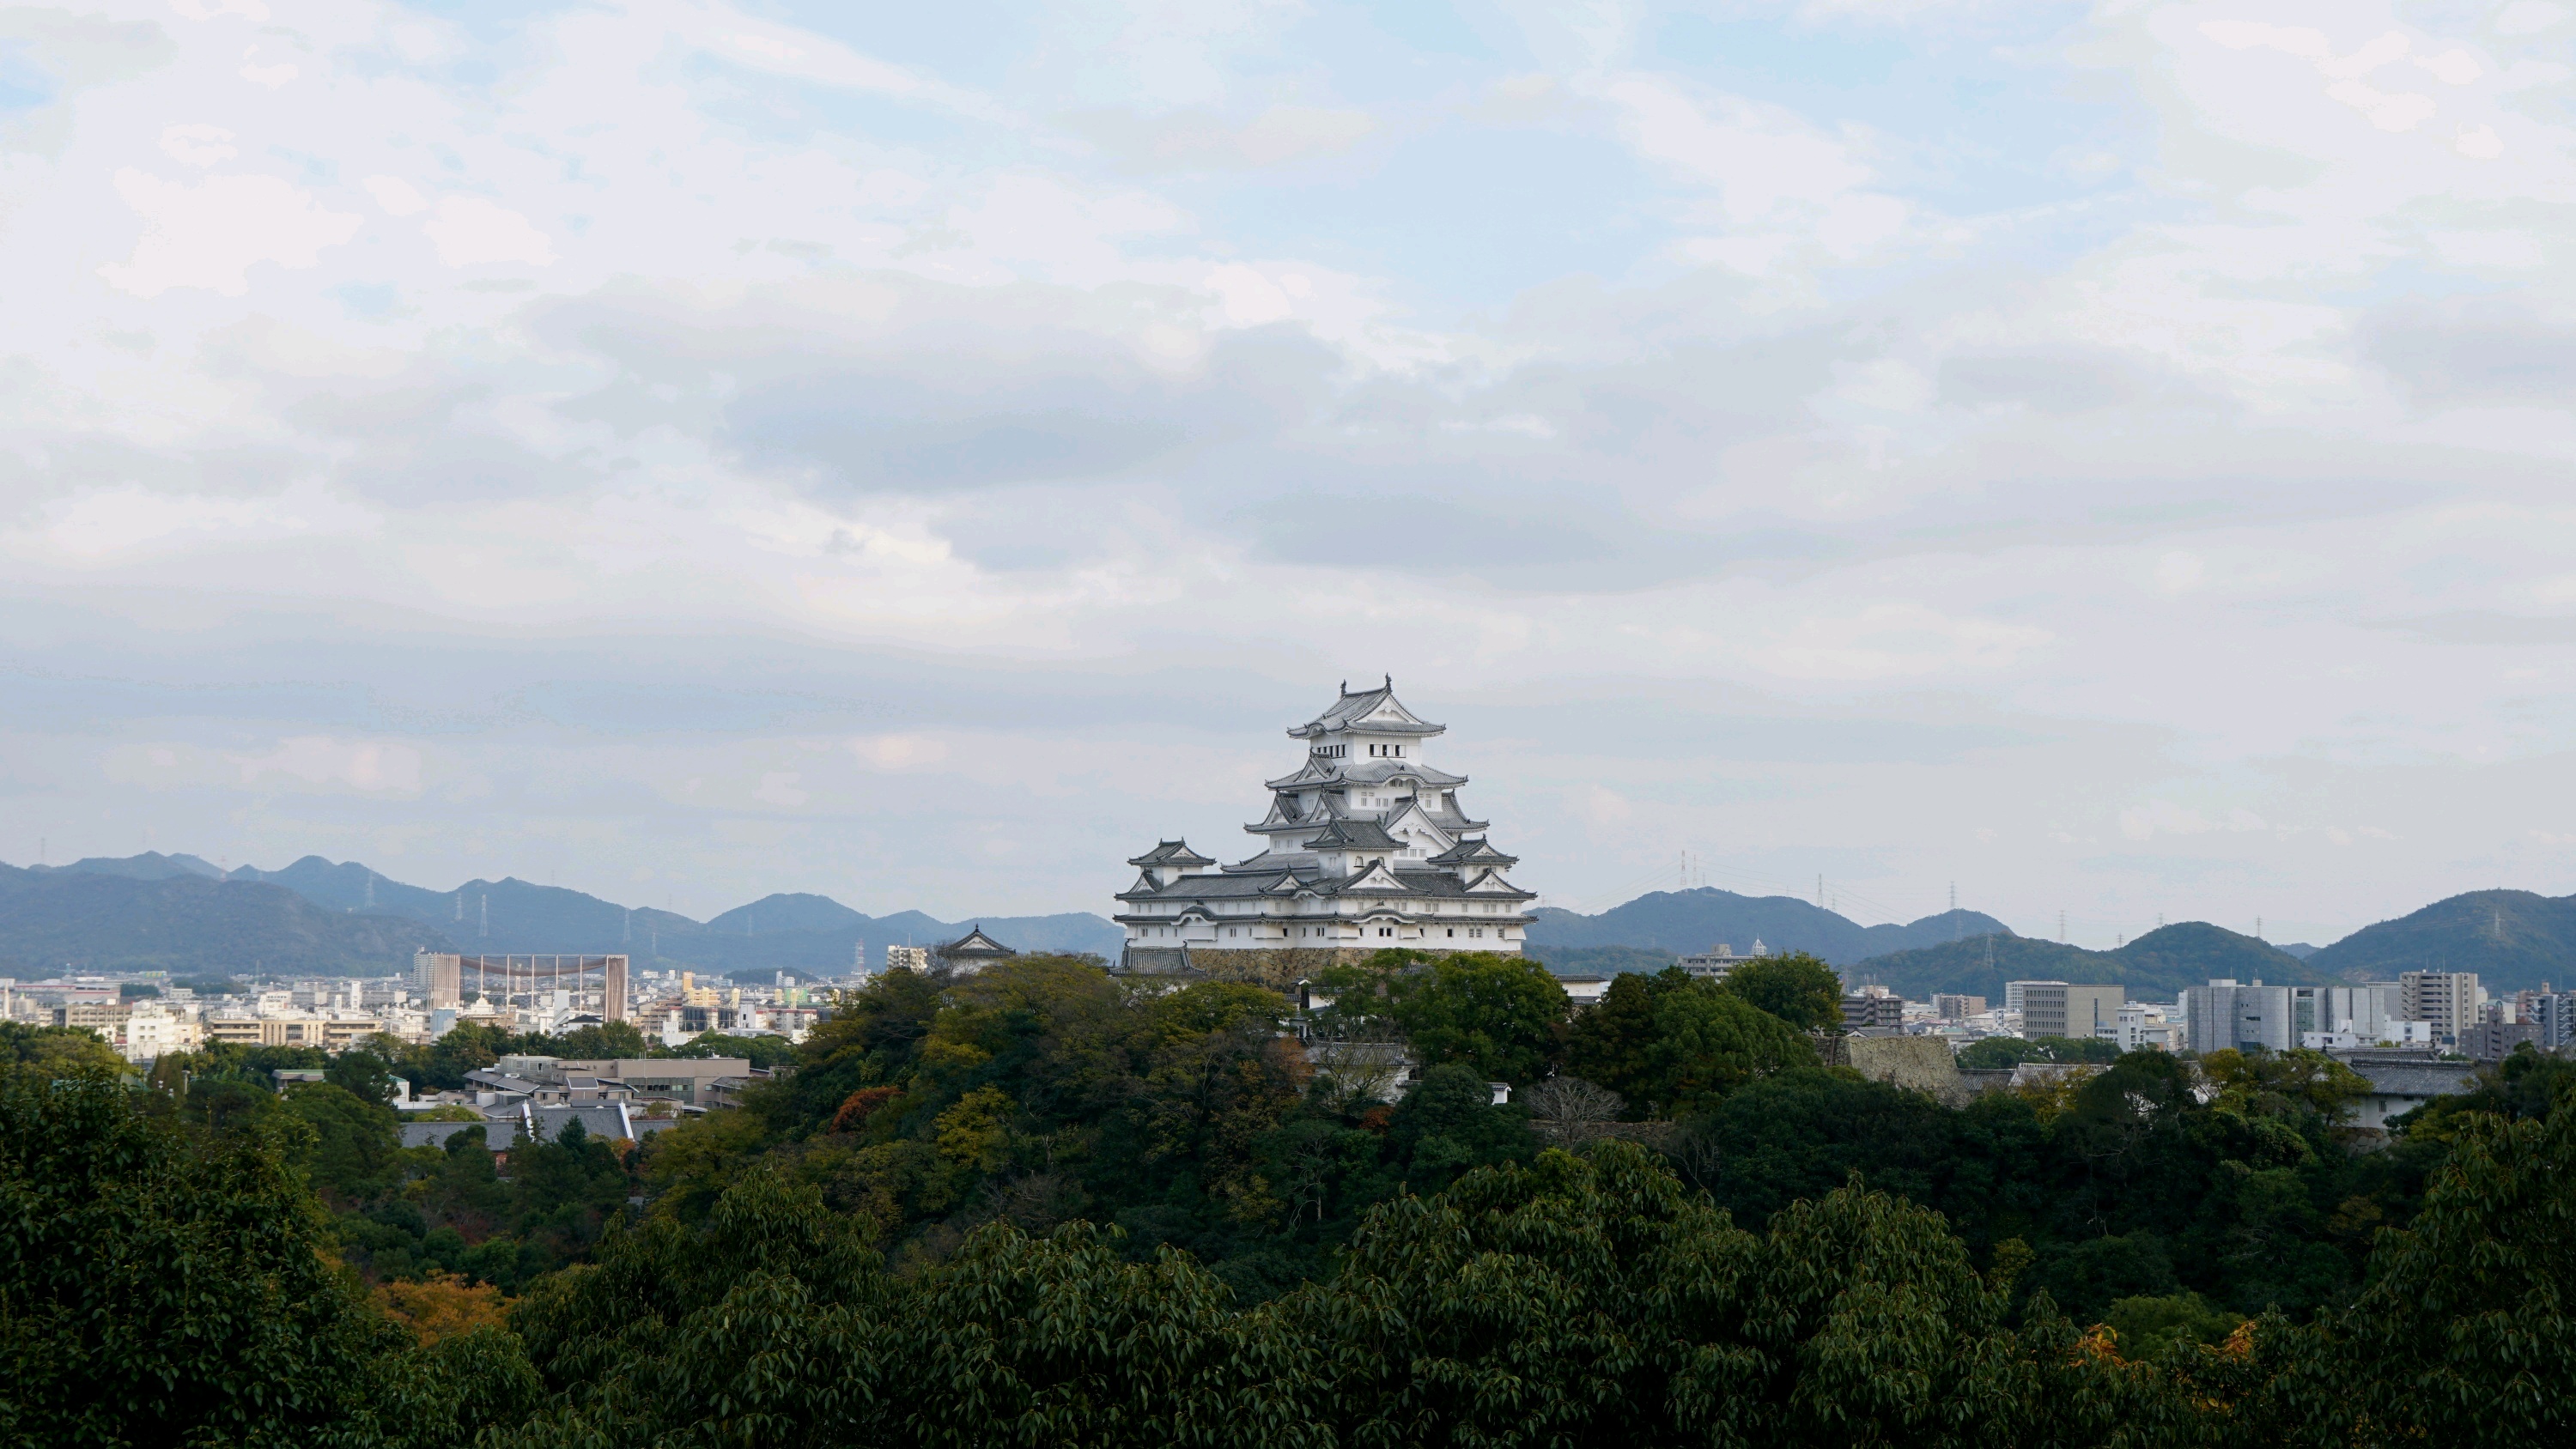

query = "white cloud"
[2494,3,2567,38]
[239,45,298,88]
[229,737,424,796]
[2427,227,2539,265]
[364,175,429,216]
[171,0,270,20]
[852,735,951,770]
[159,123,236,167]
[421,197,556,267]
[97,168,361,296]
[2118,802,2269,841]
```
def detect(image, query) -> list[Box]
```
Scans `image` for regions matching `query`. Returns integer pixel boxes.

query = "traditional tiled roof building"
[1116,680,1535,976]
[933,926,1018,974]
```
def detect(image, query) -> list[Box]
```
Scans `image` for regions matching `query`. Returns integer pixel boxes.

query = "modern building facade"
[1677,942,1767,979]
[2180,979,2296,1054]
[2397,972,2479,1048]
[1115,680,1536,967]
[2020,983,2125,1040]
[412,951,629,1023]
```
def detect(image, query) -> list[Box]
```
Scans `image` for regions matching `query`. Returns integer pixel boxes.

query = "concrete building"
[2530,991,2576,1051]
[2180,979,2296,1055]
[2002,980,2061,1015]
[413,950,629,1023]
[1931,993,1988,1020]
[494,1055,756,1106]
[118,1002,201,1062]
[2397,972,2479,1049]
[1841,989,1904,1031]
[2462,1021,2541,1062]
[885,945,933,972]
[2019,983,2125,1041]
[1115,681,1537,967]
[1678,943,1767,980]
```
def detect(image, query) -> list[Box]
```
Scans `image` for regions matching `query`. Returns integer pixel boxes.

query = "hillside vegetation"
[2309,888,2576,992]
[0,864,456,976]
[12,958,2574,1446]
[1855,922,2329,1002]
[1528,887,2008,966]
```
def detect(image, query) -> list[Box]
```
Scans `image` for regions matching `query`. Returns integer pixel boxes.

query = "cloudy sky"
[7,0,2576,946]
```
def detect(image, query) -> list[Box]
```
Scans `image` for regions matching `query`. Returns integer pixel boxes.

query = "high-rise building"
[1932,993,1988,1020]
[1841,988,1903,1030]
[2181,979,2295,1055]
[2019,983,2125,1040]
[2398,972,2479,1048]
[1115,680,1536,965]
[2002,980,2063,1015]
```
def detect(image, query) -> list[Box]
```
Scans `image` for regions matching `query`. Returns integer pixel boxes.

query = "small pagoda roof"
[934,925,1018,961]
[1427,837,1518,867]
[1127,840,1215,868]
[1287,677,1446,740]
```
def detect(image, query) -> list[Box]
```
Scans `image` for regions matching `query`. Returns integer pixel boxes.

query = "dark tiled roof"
[1287,678,1445,739]
[1428,837,1517,866]
[1113,945,1207,978]
[1127,840,1215,867]
[1303,819,1402,850]
[2349,1062,2480,1097]
[937,926,1018,959]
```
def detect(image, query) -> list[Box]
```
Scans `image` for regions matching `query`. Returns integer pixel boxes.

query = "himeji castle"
[1116,679,1536,976]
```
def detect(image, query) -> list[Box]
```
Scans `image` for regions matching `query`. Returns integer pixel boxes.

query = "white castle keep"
[1115,679,1535,971]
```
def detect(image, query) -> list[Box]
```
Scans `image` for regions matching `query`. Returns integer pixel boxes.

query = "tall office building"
[2019,983,2126,1040]
[2398,972,2479,1048]
[2181,979,2294,1055]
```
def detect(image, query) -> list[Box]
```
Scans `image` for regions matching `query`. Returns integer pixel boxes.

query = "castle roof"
[934,926,1018,961]
[1427,837,1518,868]
[1301,818,1402,851]
[1127,840,1215,868]
[1287,677,1445,740]
[1265,757,1468,791]
[1116,862,1536,906]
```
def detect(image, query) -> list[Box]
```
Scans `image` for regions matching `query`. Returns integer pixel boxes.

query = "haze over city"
[12,1,2576,947]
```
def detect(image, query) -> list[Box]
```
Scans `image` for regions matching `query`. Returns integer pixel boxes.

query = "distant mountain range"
[8,852,1123,977]
[2305,890,2576,991]
[0,861,458,977]
[1526,888,2011,967]
[1848,923,2331,1003]
[10,852,2573,996]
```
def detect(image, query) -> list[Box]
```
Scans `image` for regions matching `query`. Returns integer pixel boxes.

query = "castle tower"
[1115,679,1535,973]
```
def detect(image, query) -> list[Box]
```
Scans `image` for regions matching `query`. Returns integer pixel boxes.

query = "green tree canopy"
[1714,950,1844,1032]
[1957,1034,2122,1069]
[1317,949,1568,1083]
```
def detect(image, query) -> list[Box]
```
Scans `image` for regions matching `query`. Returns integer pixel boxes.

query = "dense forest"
[3,949,2570,1446]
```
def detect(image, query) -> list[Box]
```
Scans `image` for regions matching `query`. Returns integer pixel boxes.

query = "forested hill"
[1854,922,2329,1003]
[1527,888,2009,967]
[0,864,457,976]
[2307,888,2576,993]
